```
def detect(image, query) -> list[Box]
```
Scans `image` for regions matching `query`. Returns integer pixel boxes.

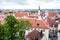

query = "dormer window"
[37,23,39,26]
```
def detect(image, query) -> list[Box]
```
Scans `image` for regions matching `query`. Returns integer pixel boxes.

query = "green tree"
[31,10,37,13]
[3,24,11,40]
[16,20,31,40]
[5,15,18,40]
[0,23,8,40]
[0,23,4,40]
[9,11,13,15]
[5,15,31,40]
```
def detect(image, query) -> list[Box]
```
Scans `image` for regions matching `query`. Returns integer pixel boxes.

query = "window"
[37,23,39,26]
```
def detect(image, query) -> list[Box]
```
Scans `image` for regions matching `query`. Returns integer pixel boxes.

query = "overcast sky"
[0,0,60,9]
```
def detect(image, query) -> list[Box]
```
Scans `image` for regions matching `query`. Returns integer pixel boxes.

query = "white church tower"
[37,6,42,20]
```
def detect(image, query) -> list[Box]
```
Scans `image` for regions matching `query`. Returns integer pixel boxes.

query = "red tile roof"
[25,29,40,40]
[15,12,28,17]
[47,18,58,27]
[15,12,38,18]
[35,20,49,29]
[22,18,49,29]
[22,18,36,27]
[28,15,38,19]
[48,11,58,17]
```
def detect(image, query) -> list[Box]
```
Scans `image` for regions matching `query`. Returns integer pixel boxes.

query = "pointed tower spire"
[38,5,40,16]
[39,6,40,10]
[37,5,42,20]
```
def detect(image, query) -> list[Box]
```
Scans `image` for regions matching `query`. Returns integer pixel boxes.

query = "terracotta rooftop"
[47,18,58,27]
[35,20,49,29]
[48,11,58,17]
[25,29,41,40]
[22,18,49,29]
[15,12,28,17]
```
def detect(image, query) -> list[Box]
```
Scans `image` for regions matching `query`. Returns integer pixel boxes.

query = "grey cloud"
[36,0,55,2]
[0,0,28,5]
[6,0,26,3]
[7,0,27,5]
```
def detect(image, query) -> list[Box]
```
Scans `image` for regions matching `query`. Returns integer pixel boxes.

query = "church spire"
[38,5,40,16]
[37,5,42,20]
[38,6,40,10]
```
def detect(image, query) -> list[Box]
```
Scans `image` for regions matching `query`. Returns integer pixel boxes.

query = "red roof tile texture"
[35,20,49,29]
[15,12,28,17]
[48,11,58,17]
[25,29,40,40]
[22,18,49,29]
[47,18,58,27]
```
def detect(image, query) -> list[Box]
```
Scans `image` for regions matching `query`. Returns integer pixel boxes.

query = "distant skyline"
[0,0,60,9]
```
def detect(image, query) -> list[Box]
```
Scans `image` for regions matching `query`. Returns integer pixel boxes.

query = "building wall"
[58,23,60,40]
[58,24,60,30]
[25,27,49,40]
[41,29,49,40]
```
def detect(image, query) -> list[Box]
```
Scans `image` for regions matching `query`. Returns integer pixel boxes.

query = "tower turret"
[37,6,42,20]
[38,6,40,16]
